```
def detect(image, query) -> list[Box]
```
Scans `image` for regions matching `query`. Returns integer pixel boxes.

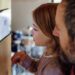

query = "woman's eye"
[33,28,38,31]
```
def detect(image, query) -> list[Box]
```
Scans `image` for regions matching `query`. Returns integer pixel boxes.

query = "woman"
[53,0,75,75]
[12,3,64,75]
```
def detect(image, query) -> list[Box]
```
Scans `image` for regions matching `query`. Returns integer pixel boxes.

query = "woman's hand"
[11,51,39,72]
[11,51,27,65]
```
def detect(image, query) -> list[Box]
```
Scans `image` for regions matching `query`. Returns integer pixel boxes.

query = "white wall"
[0,0,11,10]
[54,0,61,3]
[11,0,51,32]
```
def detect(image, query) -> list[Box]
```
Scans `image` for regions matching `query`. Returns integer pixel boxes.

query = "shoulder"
[42,59,64,75]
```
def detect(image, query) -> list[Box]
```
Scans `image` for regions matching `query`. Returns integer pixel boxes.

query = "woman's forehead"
[55,3,66,27]
[57,2,66,18]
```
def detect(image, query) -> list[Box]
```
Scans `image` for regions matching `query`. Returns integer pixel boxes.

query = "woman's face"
[32,21,51,46]
[53,3,69,51]
[53,2,75,63]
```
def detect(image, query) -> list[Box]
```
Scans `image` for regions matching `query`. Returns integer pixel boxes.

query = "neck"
[44,46,55,56]
[43,46,57,58]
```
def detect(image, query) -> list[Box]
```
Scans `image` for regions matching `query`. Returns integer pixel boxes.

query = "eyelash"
[33,28,38,31]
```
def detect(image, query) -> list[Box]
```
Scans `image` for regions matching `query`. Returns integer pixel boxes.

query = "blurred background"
[11,0,61,75]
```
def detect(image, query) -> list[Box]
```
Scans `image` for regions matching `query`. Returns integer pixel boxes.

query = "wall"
[0,0,11,10]
[54,0,61,3]
[12,0,51,32]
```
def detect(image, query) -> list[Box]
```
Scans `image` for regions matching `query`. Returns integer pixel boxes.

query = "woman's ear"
[53,27,60,37]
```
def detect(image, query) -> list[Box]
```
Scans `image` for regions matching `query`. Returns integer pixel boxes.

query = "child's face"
[32,21,51,46]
